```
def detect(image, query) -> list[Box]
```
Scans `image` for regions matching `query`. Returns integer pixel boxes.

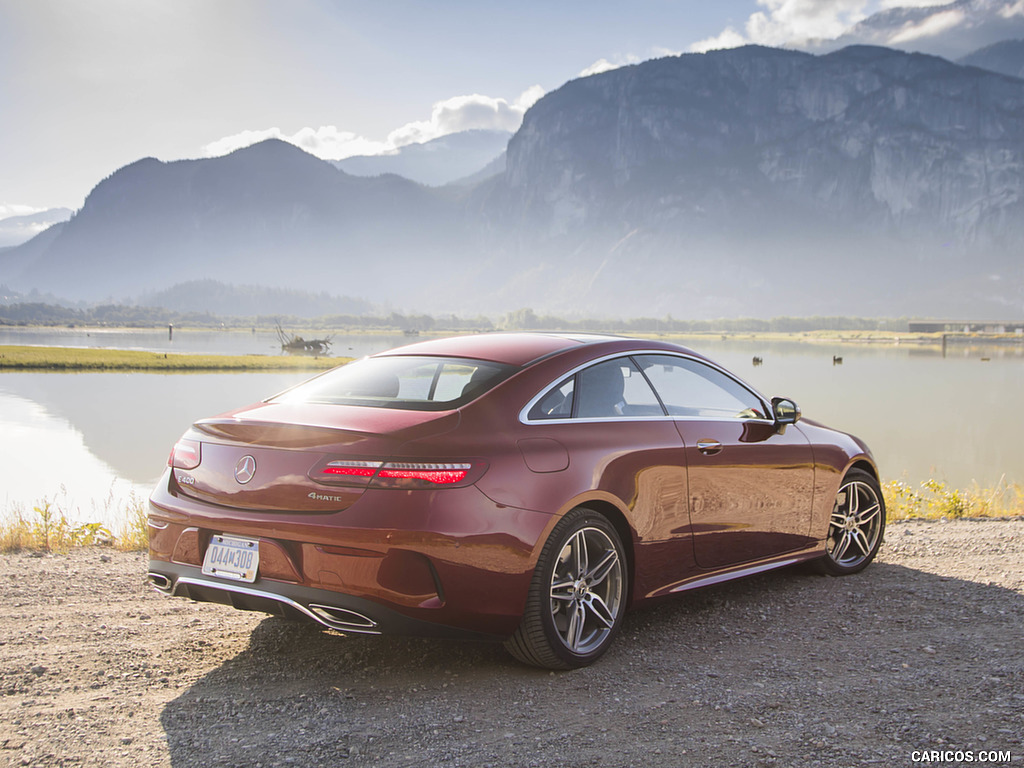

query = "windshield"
[273,355,518,411]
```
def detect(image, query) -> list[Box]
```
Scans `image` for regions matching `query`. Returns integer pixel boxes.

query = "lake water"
[1,329,1021,526]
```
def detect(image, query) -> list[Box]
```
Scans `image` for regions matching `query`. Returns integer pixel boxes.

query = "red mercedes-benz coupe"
[148,333,885,669]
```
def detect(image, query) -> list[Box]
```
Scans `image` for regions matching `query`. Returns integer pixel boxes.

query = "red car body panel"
[148,333,879,641]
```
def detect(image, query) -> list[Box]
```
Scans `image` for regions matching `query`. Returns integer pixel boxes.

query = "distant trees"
[0,300,908,334]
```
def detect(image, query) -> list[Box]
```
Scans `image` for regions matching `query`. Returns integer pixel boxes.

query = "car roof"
[375,332,627,367]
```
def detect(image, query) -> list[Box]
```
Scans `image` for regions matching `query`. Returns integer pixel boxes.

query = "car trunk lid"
[172,403,459,513]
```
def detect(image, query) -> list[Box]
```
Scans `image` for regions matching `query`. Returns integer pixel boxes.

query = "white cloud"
[690,27,752,53]
[888,8,967,43]
[203,86,545,161]
[878,0,949,7]
[689,0,1024,56]
[690,0,873,51]
[579,55,643,77]
[387,88,543,147]
[0,203,45,221]
[999,0,1024,16]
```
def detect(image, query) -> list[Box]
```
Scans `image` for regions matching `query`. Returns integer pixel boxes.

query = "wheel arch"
[565,497,637,609]
[848,458,880,482]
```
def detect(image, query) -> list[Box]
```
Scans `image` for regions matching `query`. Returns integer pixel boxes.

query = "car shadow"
[159,559,1024,767]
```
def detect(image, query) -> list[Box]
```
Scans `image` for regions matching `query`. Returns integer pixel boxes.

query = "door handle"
[696,439,723,456]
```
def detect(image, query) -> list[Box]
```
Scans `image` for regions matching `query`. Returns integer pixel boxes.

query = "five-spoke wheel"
[504,508,626,669]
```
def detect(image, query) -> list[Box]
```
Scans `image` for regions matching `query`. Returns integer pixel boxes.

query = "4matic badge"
[309,491,345,502]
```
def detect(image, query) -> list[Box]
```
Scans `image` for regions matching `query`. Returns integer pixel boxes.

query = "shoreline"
[0,345,348,372]
[4,323,1024,345]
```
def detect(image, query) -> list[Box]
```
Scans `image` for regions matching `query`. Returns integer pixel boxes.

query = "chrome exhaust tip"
[147,572,173,592]
[308,603,378,633]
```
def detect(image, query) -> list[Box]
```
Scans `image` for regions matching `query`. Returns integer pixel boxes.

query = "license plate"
[202,535,259,582]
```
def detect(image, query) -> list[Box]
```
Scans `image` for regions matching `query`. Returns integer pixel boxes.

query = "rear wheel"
[504,508,627,669]
[816,468,885,575]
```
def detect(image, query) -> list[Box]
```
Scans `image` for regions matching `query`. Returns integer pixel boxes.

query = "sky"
[0,0,1015,216]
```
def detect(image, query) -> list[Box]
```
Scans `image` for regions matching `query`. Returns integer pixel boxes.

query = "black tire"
[504,508,627,670]
[815,468,886,576]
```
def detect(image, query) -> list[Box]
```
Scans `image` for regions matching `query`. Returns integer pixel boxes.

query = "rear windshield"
[273,355,517,411]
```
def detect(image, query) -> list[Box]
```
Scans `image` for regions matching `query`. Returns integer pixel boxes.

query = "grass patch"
[1,499,112,553]
[884,477,1024,521]
[0,487,151,553]
[0,345,348,372]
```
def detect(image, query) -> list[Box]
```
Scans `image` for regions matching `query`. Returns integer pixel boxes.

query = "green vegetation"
[0,345,347,371]
[883,478,1024,520]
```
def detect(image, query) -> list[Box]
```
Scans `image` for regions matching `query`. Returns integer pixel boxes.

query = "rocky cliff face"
[501,45,1024,247]
[474,45,1024,317]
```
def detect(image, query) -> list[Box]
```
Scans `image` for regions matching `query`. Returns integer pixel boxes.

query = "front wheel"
[504,508,627,669]
[816,468,885,576]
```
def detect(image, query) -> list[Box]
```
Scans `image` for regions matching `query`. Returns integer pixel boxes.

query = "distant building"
[908,321,1024,334]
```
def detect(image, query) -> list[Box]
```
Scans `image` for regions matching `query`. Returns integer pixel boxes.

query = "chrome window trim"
[518,350,774,426]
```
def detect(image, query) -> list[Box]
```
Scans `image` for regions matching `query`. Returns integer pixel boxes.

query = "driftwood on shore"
[275,322,332,355]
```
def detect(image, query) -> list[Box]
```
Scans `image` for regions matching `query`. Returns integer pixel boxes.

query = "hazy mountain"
[3,46,1024,319]
[333,129,510,186]
[141,279,374,317]
[0,207,72,248]
[473,44,1024,317]
[448,151,507,188]
[959,38,1024,78]
[813,0,1024,61]
[0,139,469,305]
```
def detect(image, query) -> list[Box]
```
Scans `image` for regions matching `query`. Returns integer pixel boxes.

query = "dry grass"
[883,476,1024,521]
[0,487,150,553]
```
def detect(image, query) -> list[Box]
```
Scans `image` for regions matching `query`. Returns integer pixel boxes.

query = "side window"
[575,358,663,418]
[528,377,575,420]
[636,355,766,420]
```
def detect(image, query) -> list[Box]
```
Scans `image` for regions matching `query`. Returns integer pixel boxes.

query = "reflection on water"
[0,390,148,523]
[0,372,311,525]
[0,331,1021,524]
[681,337,1023,494]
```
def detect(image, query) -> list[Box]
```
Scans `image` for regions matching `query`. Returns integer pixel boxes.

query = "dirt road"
[2,518,1022,767]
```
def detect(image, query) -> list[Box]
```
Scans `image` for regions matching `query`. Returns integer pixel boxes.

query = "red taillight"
[169,439,201,470]
[312,458,483,488]
[376,463,470,485]
[320,460,382,478]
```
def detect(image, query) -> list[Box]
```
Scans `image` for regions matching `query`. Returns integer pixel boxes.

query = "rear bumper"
[147,561,498,640]
[147,472,557,638]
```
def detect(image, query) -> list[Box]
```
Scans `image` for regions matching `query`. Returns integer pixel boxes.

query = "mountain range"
[0,207,72,249]
[2,43,1023,319]
[333,129,509,186]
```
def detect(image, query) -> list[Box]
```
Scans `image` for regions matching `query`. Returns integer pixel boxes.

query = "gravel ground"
[1,518,1022,768]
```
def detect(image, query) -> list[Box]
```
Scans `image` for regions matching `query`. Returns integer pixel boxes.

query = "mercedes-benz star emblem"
[234,455,257,485]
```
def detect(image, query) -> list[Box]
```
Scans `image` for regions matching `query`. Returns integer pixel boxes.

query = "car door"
[635,354,815,569]
[523,356,691,546]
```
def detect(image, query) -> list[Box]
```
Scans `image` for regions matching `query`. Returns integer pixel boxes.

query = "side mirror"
[772,397,801,425]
